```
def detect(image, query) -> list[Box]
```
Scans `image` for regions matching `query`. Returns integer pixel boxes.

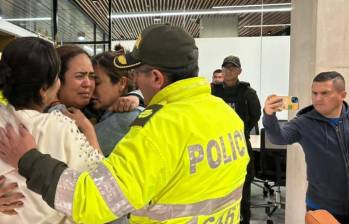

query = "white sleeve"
[39,110,104,171]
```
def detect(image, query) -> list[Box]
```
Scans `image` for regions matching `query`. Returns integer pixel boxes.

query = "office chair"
[252,127,287,224]
[249,123,260,135]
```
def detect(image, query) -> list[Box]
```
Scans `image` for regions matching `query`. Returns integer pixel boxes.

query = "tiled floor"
[249,182,286,224]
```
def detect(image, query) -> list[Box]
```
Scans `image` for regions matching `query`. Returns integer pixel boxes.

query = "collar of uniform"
[222,79,240,89]
[0,91,8,105]
[148,77,210,106]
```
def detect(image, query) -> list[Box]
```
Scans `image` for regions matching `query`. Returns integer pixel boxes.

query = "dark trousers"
[240,140,254,224]
[307,206,349,224]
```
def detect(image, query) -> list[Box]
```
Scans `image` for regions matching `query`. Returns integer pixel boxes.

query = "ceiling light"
[0,17,52,21]
[77,31,86,41]
[212,3,291,9]
[111,3,291,19]
[153,17,161,23]
[244,24,291,28]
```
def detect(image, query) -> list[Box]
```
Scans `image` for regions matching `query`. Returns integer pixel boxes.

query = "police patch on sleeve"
[131,104,163,127]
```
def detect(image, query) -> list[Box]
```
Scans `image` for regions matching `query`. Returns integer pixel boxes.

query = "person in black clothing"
[212,55,261,224]
[211,68,224,86]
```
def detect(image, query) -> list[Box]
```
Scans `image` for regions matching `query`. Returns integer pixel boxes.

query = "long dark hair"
[0,37,60,108]
[92,51,129,89]
[56,45,90,83]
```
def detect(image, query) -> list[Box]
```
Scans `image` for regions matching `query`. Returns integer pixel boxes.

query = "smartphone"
[280,96,299,111]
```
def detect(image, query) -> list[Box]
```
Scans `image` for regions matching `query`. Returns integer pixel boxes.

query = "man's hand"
[108,95,139,112]
[0,175,24,215]
[0,123,36,168]
[264,95,284,115]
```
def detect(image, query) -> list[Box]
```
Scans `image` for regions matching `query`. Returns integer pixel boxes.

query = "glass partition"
[0,0,53,39]
[57,0,94,43]
[109,0,290,120]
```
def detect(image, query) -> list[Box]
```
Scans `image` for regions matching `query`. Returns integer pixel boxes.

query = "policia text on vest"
[189,130,246,174]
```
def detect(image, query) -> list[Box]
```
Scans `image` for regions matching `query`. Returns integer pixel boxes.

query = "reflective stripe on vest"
[55,163,135,218]
[132,186,243,221]
[90,163,135,217]
[55,168,81,216]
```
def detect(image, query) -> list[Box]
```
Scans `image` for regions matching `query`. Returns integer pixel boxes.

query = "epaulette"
[131,104,163,127]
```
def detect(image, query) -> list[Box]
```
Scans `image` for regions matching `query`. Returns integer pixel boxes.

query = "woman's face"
[91,65,126,110]
[58,53,95,109]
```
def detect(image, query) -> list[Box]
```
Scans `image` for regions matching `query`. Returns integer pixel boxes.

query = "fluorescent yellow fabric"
[71,77,249,223]
[0,91,7,105]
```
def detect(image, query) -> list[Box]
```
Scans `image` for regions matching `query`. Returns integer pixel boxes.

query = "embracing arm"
[0,123,167,223]
[62,108,100,151]
[0,124,66,207]
[109,90,144,112]
[18,150,67,207]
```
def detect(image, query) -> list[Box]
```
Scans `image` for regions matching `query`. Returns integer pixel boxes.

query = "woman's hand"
[62,107,93,133]
[0,124,36,168]
[0,175,24,215]
[62,108,100,151]
[108,95,139,112]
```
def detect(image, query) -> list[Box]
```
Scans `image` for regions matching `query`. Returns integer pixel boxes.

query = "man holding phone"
[263,71,349,223]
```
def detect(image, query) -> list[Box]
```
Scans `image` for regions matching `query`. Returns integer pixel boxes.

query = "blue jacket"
[95,106,143,157]
[262,102,349,215]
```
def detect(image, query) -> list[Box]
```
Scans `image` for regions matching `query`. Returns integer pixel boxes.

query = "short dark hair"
[113,44,125,53]
[213,69,222,75]
[56,45,90,83]
[313,71,345,91]
[0,37,60,108]
[92,51,128,85]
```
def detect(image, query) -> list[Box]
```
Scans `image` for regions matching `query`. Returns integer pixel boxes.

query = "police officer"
[0,24,249,224]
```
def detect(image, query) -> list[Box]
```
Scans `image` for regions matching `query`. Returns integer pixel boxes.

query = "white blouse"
[0,105,104,224]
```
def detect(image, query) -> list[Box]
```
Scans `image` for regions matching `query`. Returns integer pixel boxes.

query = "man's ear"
[151,69,168,89]
[118,76,128,93]
[341,90,347,99]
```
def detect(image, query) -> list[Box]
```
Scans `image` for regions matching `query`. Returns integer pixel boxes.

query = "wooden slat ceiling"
[74,0,291,40]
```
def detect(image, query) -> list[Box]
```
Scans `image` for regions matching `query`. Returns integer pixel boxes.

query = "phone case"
[281,96,299,111]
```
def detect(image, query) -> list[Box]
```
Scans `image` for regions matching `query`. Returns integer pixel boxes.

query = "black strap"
[131,104,163,127]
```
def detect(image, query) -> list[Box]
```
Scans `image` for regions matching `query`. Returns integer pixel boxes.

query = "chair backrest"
[305,210,340,224]
[261,121,287,150]
[249,123,260,135]
[258,127,287,185]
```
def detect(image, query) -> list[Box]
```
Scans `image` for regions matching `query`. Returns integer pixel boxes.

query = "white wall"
[113,36,290,119]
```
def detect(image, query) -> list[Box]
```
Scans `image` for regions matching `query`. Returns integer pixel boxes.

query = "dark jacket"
[211,81,261,138]
[262,102,349,215]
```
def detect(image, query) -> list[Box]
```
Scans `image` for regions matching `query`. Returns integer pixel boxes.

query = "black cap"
[113,24,198,73]
[222,55,241,68]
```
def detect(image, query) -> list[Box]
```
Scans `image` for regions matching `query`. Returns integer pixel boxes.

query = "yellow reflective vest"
[0,91,7,105]
[55,77,249,223]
